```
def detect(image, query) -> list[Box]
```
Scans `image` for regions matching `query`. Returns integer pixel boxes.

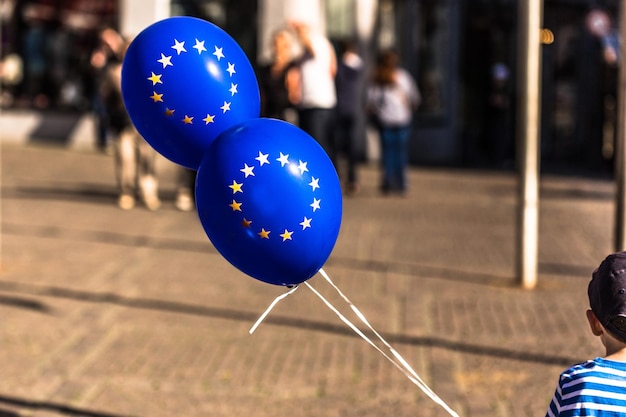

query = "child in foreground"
[545,251,626,416]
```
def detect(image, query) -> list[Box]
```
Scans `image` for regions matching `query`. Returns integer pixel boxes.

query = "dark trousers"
[379,125,411,192]
[334,112,358,185]
[298,107,337,168]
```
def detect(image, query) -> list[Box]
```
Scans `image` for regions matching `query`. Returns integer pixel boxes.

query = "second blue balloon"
[195,118,343,286]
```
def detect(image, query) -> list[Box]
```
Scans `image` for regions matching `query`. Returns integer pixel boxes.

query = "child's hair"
[588,252,626,343]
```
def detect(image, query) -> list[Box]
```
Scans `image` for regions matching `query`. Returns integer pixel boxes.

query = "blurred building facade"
[0,0,621,174]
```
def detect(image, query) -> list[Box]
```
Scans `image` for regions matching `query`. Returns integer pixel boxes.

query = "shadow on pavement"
[0,394,124,417]
[0,294,49,313]
[0,279,582,367]
[27,112,81,146]
[541,186,613,201]
[7,185,118,205]
[2,223,211,253]
[3,182,598,284]
[3,221,592,286]
[9,185,180,205]
[0,407,20,417]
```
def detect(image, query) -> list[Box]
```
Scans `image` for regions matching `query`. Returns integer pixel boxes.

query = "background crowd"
[257,21,420,198]
[0,0,421,209]
[0,0,117,111]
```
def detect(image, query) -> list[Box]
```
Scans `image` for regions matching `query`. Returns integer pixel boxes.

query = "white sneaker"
[118,194,135,210]
[175,189,194,212]
[140,177,161,211]
[144,194,162,211]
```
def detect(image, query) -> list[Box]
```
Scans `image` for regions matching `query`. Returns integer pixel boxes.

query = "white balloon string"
[249,285,300,334]
[318,267,453,410]
[319,268,431,387]
[303,280,458,417]
[316,268,460,417]
[304,281,383,352]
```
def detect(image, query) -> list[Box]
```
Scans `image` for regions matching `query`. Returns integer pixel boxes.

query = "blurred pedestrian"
[486,62,513,168]
[95,27,161,211]
[545,251,626,417]
[287,21,338,167]
[367,49,420,195]
[175,168,196,212]
[20,0,56,109]
[90,27,115,152]
[258,28,297,121]
[334,38,364,195]
[0,0,22,107]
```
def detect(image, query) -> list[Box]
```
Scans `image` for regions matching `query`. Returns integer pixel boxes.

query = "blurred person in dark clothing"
[257,28,297,121]
[486,62,513,168]
[174,168,196,212]
[90,37,111,152]
[334,38,364,196]
[20,0,56,109]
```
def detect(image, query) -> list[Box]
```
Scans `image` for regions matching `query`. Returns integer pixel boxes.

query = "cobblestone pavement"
[0,143,616,417]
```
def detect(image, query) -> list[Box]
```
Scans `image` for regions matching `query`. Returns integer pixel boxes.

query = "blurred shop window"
[171,0,226,27]
[376,0,448,118]
[326,0,354,39]
[413,1,447,117]
[59,0,117,110]
[170,0,256,60]
[9,0,117,110]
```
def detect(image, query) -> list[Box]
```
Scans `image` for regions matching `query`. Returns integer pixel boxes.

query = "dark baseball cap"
[588,251,626,343]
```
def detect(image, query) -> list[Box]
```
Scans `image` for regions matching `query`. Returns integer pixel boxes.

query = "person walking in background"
[367,49,420,195]
[486,62,513,168]
[545,251,626,416]
[20,0,56,109]
[90,26,115,153]
[258,28,296,121]
[287,21,338,167]
[174,168,196,212]
[334,38,364,196]
[94,27,161,211]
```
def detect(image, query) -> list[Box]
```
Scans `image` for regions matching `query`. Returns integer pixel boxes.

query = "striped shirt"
[546,358,626,417]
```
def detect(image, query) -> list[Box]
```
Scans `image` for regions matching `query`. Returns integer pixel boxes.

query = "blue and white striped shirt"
[546,358,626,417]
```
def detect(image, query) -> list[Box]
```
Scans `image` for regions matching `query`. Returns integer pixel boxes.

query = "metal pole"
[516,0,543,289]
[0,5,5,271]
[614,1,626,251]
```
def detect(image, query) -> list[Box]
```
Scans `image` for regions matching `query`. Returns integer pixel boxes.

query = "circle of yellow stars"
[146,38,240,126]
[228,151,322,242]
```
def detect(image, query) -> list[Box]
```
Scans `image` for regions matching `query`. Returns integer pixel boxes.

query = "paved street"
[0,136,617,417]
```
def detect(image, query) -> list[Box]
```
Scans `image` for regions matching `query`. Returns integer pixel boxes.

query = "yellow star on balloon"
[147,72,162,85]
[229,200,242,211]
[280,229,293,241]
[229,180,243,194]
[150,91,163,102]
[258,228,270,239]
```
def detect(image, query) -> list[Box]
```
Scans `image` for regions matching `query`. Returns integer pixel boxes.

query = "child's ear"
[587,309,604,336]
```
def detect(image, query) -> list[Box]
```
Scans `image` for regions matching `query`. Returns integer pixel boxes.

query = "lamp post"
[516,0,543,289]
[613,3,626,251]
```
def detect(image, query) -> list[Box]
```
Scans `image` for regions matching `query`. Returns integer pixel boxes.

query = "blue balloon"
[196,118,343,286]
[122,16,260,169]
